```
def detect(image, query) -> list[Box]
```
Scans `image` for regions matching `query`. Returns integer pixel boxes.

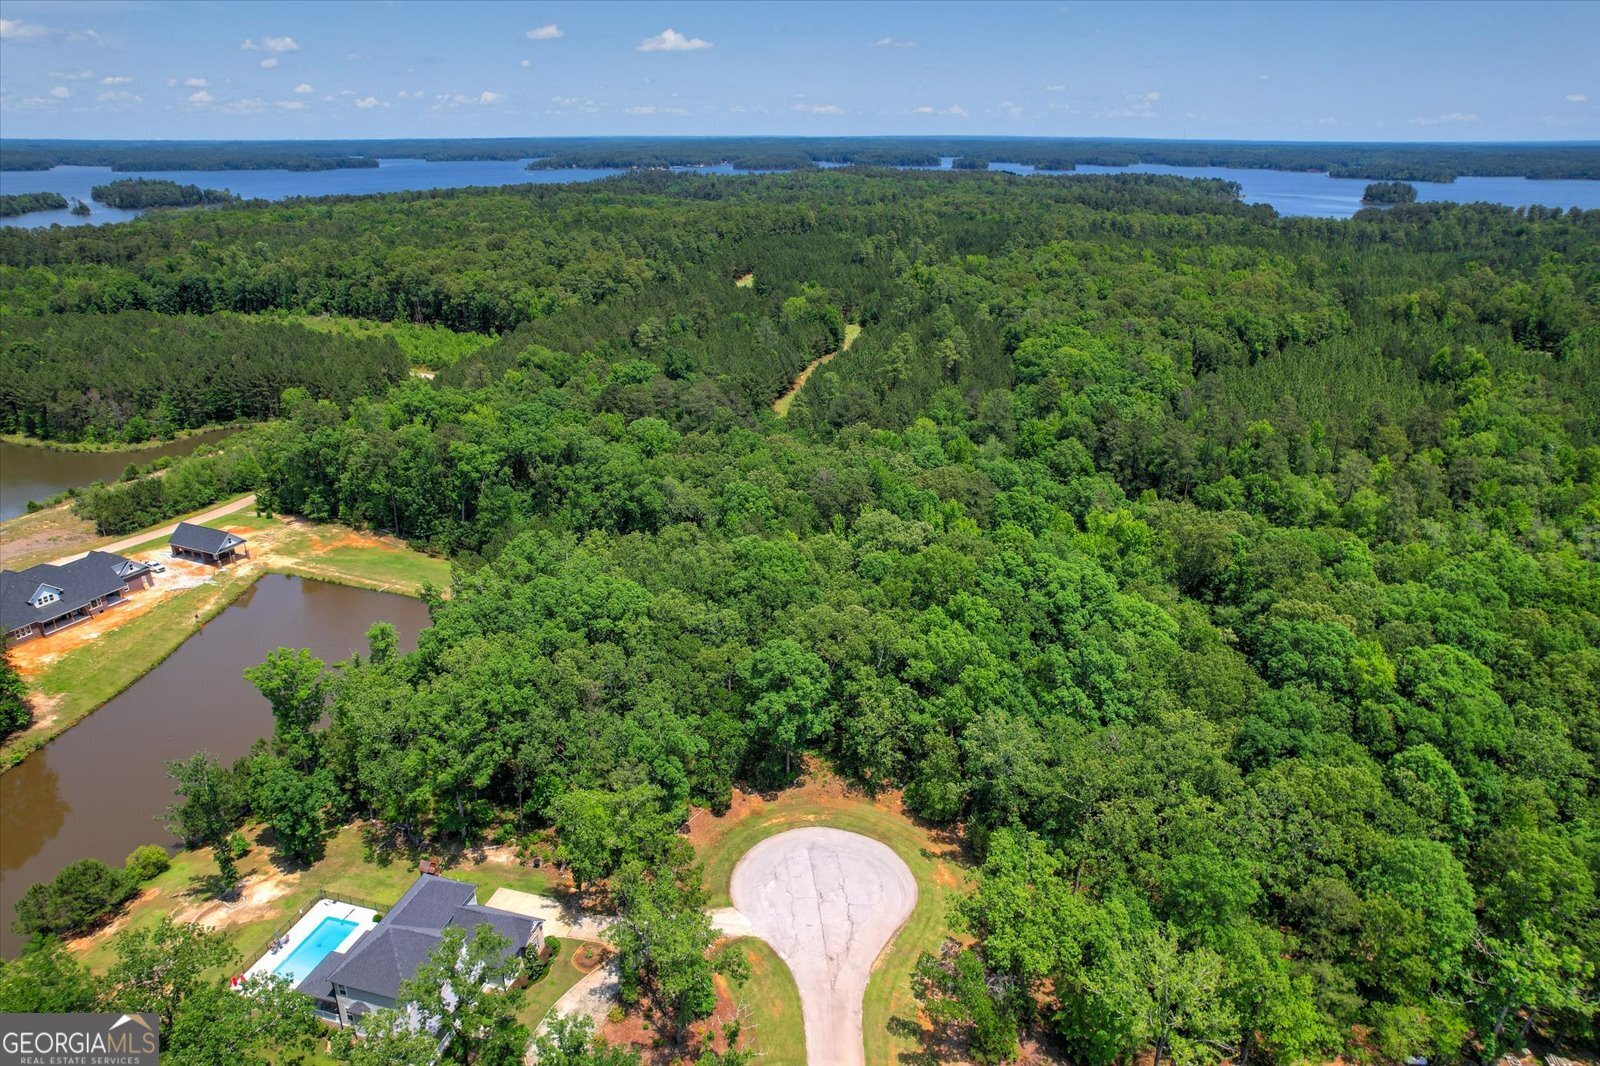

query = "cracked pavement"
[717,827,917,1066]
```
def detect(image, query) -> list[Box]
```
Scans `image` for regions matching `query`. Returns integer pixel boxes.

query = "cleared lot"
[722,827,917,1066]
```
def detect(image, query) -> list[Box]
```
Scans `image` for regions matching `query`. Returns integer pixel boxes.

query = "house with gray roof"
[169,521,246,565]
[2,551,152,644]
[294,874,542,1028]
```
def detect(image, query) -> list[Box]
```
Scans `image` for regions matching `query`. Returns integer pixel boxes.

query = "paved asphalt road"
[721,827,917,1066]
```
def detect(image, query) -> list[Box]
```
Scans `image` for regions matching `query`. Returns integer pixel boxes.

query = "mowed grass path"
[726,936,806,1065]
[695,778,968,1066]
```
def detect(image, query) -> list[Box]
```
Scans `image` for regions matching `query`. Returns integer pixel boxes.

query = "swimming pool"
[273,916,360,987]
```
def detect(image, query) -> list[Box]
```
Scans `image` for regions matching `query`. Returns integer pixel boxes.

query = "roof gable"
[170,521,244,556]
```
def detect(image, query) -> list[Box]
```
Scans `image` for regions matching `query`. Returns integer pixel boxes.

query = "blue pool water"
[273,916,359,987]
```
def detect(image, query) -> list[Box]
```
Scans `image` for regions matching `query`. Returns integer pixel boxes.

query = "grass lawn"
[516,939,605,1033]
[727,936,806,1065]
[76,821,556,976]
[695,776,968,1066]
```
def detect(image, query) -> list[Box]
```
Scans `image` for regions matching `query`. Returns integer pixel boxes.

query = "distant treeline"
[0,191,67,217]
[91,179,238,209]
[0,312,407,442]
[4,137,1600,180]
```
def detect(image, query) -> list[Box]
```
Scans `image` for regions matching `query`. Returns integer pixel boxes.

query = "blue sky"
[1,0,1597,141]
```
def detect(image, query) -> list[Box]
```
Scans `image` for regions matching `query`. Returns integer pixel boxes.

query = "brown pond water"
[0,574,429,956]
[0,428,239,522]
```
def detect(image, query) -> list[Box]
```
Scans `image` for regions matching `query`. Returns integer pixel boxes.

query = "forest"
[90,178,239,209]
[1,168,1597,1064]
[4,136,1599,178]
[0,191,68,217]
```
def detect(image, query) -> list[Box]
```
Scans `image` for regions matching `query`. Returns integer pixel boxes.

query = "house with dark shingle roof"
[2,551,153,644]
[294,874,542,1028]
[169,521,246,565]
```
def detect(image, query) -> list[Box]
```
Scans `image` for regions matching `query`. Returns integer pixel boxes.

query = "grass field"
[727,936,806,1065]
[695,774,967,1066]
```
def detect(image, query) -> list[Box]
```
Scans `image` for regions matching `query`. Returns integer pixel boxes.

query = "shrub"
[124,845,171,884]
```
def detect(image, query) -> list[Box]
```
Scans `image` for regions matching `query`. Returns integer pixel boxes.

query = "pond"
[0,574,430,957]
[0,428,239,522]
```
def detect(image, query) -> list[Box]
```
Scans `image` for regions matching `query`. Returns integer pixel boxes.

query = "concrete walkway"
[721,827,917,1066]
[527,956,621,1063]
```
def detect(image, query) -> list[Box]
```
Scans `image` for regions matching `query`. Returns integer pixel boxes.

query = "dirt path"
[719,827,917,1066]
[772,324,861,417]
[56,494,256,563]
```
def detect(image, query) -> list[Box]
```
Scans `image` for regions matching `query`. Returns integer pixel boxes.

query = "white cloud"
[1318,116,1340,126]
[187,89,213,104]
[526,24,562,40]
[50,69,96,80]
[0,19,50,40]
[791,102,843,114]
[434,90,503,109]
[1043,84,1066,92]
[874,36,916,48]
[48,86,70,99]
[637,28,711,52]
[96,90,141,103]
[276,99,306,110]
[241,35,300,54]
[520,59,531,68]
[1095,90,1161,120]
[914,103,967,117]
[911,106,934,114]
[997,99,1023,118]
[943,104,968,117]
[623,104,686,115]
[259,56,279,69]
[354,96,381,109]
[1567,93,1588,102]
[184,77,207,88]
[100,75,133,85]
[294,82,314,94]
[1411,111,1479,125]
[219,97,267,114]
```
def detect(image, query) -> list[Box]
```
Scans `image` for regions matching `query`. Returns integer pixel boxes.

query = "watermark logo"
[0,1012,158,1065]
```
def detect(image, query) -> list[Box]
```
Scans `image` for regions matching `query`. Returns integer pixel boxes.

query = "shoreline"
[0,422,252,455]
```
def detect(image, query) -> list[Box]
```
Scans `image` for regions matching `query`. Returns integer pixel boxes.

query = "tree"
[164,974,322,1066]
[105,917,236,1033]
[0,644,29,740]
[249,755,333,865]
[0,940,98,1012]
[913,942,1019,1063]
[244,648,327,763]
[738,638,833,783]
[529,1015,642,1066]
[607,861,717,1033]
[11,858,136,939]
[165,753,246,890]
[1086,923,1237,1066]
[397,924,527,1063]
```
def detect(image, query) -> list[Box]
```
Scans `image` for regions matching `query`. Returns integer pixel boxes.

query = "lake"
[4,155,1599,226]
[0,574,430,957]
[0,428,239,522]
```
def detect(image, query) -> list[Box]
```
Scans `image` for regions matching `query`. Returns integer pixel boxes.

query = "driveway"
[720,827,917,1066]
[484,887,613,941]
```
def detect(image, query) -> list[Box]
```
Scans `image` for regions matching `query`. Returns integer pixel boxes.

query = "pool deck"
[243,897,378,985]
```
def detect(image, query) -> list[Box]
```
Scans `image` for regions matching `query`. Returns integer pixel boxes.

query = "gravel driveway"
[722,827,917,1066]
